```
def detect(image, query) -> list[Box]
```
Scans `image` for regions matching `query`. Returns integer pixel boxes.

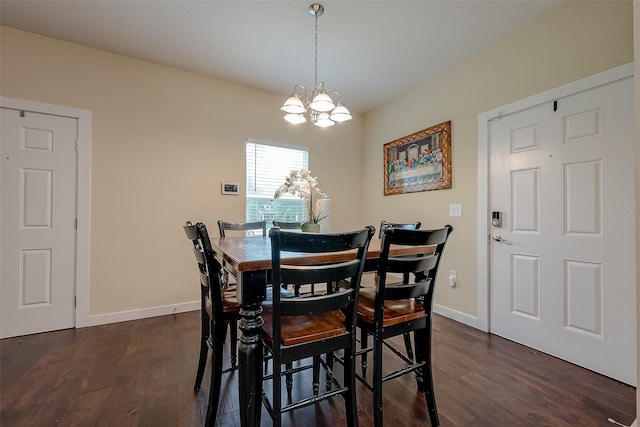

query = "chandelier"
[281,3,352,128]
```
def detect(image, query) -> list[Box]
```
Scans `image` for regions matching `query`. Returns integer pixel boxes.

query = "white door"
[1,108,78,338]
[489,76,636,385]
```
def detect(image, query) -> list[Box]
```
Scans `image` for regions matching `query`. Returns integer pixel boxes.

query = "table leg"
[237,270,267,427]
[238,303,263,427]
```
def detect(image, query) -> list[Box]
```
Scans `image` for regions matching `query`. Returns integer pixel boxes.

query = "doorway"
[477,64,635,385]
[0,97,91,338]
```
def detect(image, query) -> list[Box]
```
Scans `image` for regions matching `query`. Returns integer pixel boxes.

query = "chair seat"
[222,290,241,312]
[357,286,425,327]
[262,303,347,347]
[204,291,240,318]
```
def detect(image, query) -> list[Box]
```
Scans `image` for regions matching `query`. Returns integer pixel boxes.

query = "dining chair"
[217,219,268,288]
[378,221,422,277]
[262,226,375,426]
[183,221,241,427]
[366,221,422,283]
[272,220,302,230]
[217,219,267,237]
[356,225,453,427]
[374,221,422,360]
[272,220,316,296]
[379,220,422,236]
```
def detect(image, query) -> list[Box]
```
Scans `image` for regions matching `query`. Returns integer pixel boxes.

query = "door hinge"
[75,218,78,229]
[74,296,77,307]
[76,139,80,151]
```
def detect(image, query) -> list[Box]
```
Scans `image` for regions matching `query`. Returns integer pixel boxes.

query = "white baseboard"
[608,417,637,427]
[85,300,483,331]
[85,300,483,335]
[433,304,484,331]
[85,301,200,327]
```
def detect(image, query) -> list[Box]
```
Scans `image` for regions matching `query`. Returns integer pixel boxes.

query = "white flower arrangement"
[273,169,328,224]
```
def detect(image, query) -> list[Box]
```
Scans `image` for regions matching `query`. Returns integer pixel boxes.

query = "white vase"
[316,198,331,233]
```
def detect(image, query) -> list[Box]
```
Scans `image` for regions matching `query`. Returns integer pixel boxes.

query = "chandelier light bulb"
[314,112,335,127]
[281,94,306,114]
[310,90,335,112]
[284,113,307,124]
[329,105,352,122]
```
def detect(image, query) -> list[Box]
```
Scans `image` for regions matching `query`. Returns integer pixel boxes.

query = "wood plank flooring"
[1,311,635,426]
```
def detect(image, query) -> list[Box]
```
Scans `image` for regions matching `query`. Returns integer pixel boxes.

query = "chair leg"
[286,362,294,402]
[194,336,209,392]
[229,320,238,367]
[312,356,321,395]
[272,357,282,427]
[194,300,210,392]
[343,347,358,427]
[264,346,270,373]
[372,334,384,427]
[401,275,414,361]
[415,327,439,426]
[205,325,225,427]
[403,332,414,361]
[360,329,369,377]
[325,352,334,390]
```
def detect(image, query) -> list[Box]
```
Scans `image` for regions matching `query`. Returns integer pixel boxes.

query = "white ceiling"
[0,0,566,114]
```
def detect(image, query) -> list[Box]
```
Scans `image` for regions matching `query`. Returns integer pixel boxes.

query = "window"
[246,141,308,232]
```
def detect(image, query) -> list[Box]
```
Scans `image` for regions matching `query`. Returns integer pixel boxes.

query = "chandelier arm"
[293,84,307,98]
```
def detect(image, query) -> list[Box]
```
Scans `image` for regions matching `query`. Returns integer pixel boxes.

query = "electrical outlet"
[448,270,457,287]
[449,203,462,217]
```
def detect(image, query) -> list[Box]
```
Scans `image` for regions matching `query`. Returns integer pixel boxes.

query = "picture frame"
[221,182,239,195]
[383,120,451,195]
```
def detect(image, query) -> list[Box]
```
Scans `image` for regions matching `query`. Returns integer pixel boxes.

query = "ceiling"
[0,0,566,114]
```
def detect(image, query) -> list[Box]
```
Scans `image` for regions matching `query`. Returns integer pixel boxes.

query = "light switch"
[449,203,462,217]
[449,270,457,287]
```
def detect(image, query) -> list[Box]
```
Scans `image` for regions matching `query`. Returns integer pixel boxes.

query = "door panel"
[489,77,635,385]
[1,108,78,338]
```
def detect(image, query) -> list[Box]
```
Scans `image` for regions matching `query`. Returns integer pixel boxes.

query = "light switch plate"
[449,203,462,217]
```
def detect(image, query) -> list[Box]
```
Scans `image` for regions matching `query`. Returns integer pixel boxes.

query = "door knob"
[492,234,503,241]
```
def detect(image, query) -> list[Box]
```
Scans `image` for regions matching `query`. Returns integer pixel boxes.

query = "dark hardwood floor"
[1,311,635,427]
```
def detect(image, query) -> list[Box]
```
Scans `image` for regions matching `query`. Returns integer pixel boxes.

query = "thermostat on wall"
[221,182,239,195]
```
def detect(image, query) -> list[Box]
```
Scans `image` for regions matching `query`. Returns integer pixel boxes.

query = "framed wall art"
[383,120,451,195]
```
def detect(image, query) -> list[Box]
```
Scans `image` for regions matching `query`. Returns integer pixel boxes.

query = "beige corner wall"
[0,26,363,317]
[634,0,640,418]
[0,1,635,327]
[362,1,633,320]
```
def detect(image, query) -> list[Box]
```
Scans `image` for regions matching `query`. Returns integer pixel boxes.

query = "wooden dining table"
[210,235,434,427]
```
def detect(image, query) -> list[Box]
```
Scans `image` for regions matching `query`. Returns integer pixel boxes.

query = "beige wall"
[634,0,640,417]
[0,1,634,323]
[362,1,633,318]
[0,26,363,316]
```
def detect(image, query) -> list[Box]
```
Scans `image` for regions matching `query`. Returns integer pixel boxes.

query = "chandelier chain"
[314,10,318,91]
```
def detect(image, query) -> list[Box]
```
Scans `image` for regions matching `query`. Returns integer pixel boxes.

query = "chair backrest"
[269,226,375,346]
[272,220,302,230]
[379,220,422,238]
[217,219,267,237]
[376,225,453,305]
[184,221,225,320]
